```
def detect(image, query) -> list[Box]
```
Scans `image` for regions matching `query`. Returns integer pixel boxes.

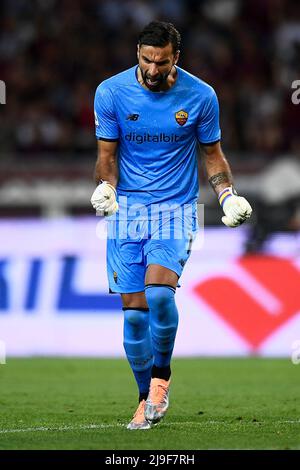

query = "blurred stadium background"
[0,0,300,360]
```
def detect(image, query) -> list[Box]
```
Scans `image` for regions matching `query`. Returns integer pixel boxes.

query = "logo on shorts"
[126,114,139,121]
[113,271,118,283]
[175,110,188,126]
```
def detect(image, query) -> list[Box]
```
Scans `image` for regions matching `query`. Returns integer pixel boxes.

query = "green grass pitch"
[0,358,299,450]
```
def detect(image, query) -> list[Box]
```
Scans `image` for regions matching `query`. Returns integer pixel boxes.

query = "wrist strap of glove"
[218,186,237,207]
[98,180,117,196]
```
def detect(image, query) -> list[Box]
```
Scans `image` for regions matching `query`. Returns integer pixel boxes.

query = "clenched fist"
[219,186,252,227]
[90,181,118,216]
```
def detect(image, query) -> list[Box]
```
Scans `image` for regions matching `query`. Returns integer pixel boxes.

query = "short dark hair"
[138,21,181,55]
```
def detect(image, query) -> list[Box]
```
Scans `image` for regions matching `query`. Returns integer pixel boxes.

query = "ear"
[137,44,140,61]
[174,50,180,65]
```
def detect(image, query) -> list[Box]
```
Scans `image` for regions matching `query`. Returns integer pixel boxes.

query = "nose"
[148,63,159,77]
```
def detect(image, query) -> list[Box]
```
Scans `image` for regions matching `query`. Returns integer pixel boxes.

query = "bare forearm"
[94,140,119,187]
[203,145,233,196]
[201,143,252,227]
[94,157,118,187]
[207,162,233,196]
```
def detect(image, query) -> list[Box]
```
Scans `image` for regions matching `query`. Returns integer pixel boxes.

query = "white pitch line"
[0,424,123,434]
[0,420,299,435]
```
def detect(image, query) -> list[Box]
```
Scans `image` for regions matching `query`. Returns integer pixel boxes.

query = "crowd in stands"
[0,0,299,161]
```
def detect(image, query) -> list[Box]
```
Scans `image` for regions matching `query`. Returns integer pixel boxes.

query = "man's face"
[137,43,179,91]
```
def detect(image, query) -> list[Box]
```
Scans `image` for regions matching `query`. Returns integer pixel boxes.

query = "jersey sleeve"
[197,88,221,145]
[94,83,119,140]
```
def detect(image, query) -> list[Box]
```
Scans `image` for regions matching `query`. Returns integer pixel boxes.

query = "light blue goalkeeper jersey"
[94,65,221,217]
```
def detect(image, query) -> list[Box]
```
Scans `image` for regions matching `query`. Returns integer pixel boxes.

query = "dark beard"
[140,67,173,91]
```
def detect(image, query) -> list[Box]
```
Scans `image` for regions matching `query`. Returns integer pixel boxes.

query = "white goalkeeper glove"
[218,186,252,227]
[90,181,118,216]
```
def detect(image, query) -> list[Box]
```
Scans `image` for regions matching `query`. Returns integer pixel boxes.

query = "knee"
[123,308,149,331]
[145,285,175,310]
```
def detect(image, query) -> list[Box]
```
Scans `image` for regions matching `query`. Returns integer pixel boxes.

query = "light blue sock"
[123,308,153,396]
[145,285,179,368]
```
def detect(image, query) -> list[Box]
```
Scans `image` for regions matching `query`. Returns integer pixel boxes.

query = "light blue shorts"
[106,215,198,293]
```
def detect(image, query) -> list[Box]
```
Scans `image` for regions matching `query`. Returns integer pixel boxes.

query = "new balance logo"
[126,114,139,121]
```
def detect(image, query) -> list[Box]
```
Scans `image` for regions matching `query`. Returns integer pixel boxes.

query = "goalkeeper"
[91,21,252,430]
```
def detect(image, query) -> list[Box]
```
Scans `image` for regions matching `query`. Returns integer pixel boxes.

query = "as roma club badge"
[175,110,188,126]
